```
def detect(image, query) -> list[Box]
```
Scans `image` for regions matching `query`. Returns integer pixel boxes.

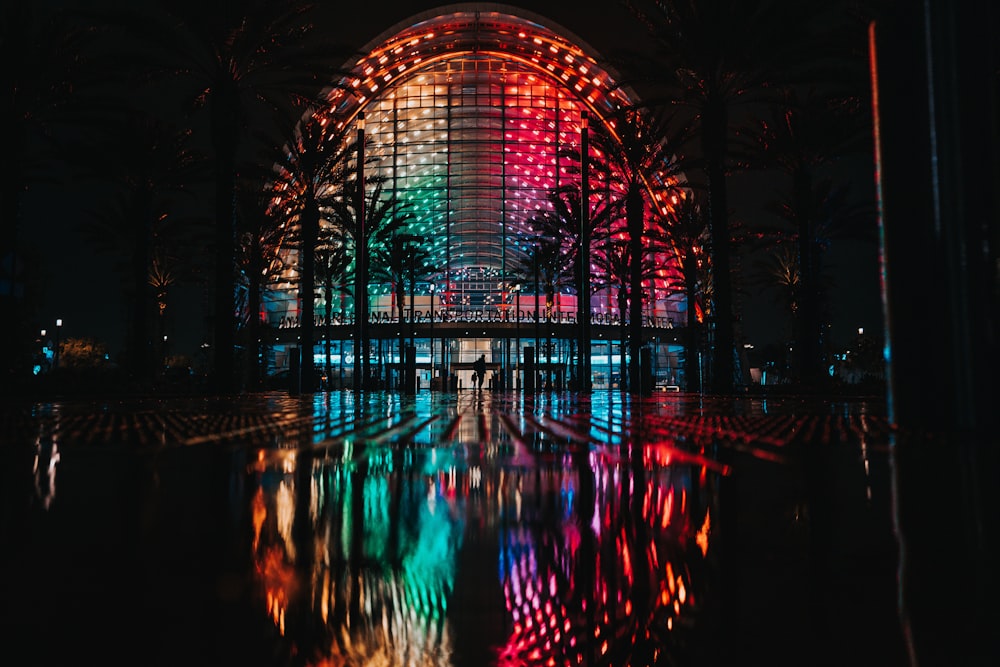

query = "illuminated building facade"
[265,4,688,389]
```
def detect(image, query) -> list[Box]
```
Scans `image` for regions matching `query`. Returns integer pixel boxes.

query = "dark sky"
[24,1,883,360]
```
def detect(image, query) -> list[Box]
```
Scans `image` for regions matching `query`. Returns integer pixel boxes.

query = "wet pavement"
[0,390,910,666]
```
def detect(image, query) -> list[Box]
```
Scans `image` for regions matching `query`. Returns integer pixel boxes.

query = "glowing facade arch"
[264,4,686,388]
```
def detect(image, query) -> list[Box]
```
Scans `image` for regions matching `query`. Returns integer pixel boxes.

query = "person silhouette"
[473,354,486,390]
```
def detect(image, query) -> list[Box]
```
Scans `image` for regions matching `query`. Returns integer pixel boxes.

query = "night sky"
[19,0,884,361]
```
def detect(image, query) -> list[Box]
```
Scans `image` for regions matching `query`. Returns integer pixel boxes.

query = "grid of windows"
[266,8,685,326]
[362,57,586,311]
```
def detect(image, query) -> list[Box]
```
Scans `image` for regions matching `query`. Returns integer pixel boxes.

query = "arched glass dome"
[266,3,685,334]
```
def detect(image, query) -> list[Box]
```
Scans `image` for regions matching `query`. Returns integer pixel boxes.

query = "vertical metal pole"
[579,110,591,390]
[515,287,521,389]
[54,319,62,370]
[429,283,435,388]
[409,246,416,393]
[354,112,366,392]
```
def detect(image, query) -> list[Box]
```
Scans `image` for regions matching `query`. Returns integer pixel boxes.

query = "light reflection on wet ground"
[0,391,908,666]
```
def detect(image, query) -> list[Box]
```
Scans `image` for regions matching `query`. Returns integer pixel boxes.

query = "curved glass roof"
[270,4,684,315]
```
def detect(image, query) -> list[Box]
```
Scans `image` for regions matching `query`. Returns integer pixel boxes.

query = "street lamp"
[38,329,47,374]
[579,109,591,391]
[54,318,62,370]
[354,111,367,393]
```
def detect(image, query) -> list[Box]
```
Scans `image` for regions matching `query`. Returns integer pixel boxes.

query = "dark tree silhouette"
[547,174,617,389]
[512,207,576,389]
[76,113,207,388]
[371,233,429,391]
[618,0,858,392]
[326,179,412,388]
[650,189,711,392]
[586,105,686,393]
[235,181,288,390]
[0,4,106,382]
[267,112,355,392]
[592,238,633,389]
[97,1,351,392]
[743,89,877,385]
[314,220,351,389]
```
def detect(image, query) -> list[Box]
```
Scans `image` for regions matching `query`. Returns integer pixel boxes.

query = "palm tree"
[744,89,876,385]
[745,245,801,342]
[76,112,206,387]
[267,113,354,392]
[98,1,351,392]
[314,225,350,388]
[650,189,711,392]
[235,182,288,390]
[509,238,543,388]
[326,179,413,389]
[587,105,687,393]
[147,250,177,367]
[540,179,616,388]
[1,4,107,379]
[512,209,576,389]
[592,238,633,389]
[592,230,666,392]
[371,234,430,391]
[619,0,855,392]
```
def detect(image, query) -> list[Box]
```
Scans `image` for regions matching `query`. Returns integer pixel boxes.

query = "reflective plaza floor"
[0,390,910,666]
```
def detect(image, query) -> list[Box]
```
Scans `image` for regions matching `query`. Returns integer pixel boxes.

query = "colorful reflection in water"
[246,394,719,666]
[4,391,905,666]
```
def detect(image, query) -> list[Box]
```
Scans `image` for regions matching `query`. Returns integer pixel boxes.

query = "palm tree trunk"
[703,92,735,394]
[684,251,701,392]
[246,245,263,391]
[533,261,541,389]
[128,185,154,387]
[794,167,823,385]
[618,290,629,391]
[324,276,333,388]
[210,88,239,394]
[397,280,406,390]
[627,185,645,394]
[0,113,28,379]
[546,289,555,389]
[300,197,319,392]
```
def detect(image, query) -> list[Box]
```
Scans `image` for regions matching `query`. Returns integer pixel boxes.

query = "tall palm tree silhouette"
[649,189,711,392]
[745,245,802,377]
[76,112,207,387]
[371,233,429,390]
[587,105,686,393]
[620,0,851,392]
[268,112,354,392]
[1,4,109,378]
[512,213,574,389]
[538,179,616,388]
[314,222,350,389]
[592,238,633,389]
[746,89,876,385]
[235,181,287,390]
[326,179,412,389]
[100,1,350,392]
